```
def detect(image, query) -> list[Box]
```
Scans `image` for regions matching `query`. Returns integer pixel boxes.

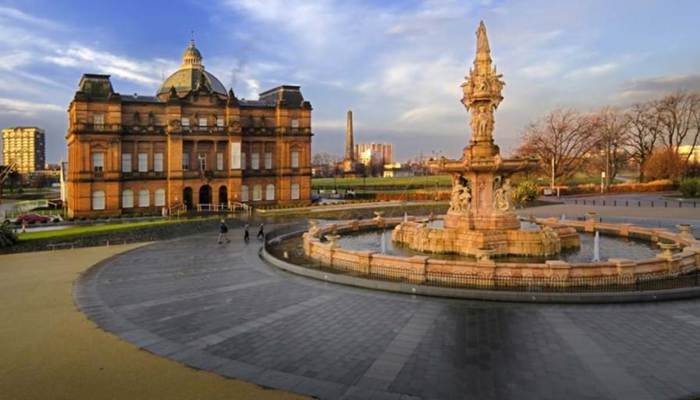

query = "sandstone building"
[2,127,45,173]
[66,41,312,217]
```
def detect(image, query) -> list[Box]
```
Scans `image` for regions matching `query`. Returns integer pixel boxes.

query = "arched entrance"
[219,186,228,207]
[199,185,212,205]
[183,187,193,210]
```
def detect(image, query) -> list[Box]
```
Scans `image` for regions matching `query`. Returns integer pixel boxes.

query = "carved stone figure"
[493,178,512,212]
[449,177,471,214]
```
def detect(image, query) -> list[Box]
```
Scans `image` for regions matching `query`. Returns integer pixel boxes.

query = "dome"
[156,40,227,97]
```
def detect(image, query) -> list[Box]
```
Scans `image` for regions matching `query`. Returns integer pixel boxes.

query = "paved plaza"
[75,220,700,400]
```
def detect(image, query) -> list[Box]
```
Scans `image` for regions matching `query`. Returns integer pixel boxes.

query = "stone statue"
[449,177,471,214]
[493,178,512,212]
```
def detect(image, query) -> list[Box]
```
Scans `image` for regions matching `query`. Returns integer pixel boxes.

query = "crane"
[0,161,18,202]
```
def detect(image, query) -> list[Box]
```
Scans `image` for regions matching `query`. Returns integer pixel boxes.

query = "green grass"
[18,217,214,241]
[312,175,452,189]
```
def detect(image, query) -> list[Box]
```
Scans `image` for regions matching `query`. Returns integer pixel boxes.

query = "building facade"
[2,127,45,173]
[66,41,312,218]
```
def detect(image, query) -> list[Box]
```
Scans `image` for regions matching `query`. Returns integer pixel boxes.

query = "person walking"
[217,218,230,244]
[256,223,265,241]
[243,223,250,243]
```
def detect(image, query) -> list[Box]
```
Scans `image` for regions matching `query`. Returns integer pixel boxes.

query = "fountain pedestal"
[392,21,580,258]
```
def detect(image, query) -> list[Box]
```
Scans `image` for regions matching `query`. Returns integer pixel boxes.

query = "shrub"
[511,180,539,206]
[643,148,687,180]
[0,223,18,248]
[679,178,700,198]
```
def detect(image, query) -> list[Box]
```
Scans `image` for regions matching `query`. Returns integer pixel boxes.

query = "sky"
[0,0,698,163]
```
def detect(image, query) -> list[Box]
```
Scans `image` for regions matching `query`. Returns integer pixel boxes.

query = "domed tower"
[181,39,203,68]
[156,40,227,99]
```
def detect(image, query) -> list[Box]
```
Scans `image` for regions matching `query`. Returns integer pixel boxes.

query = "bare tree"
[654,91,700,163]
[518,109,599,184]
[594,107,630,188]
[626,102,660,182]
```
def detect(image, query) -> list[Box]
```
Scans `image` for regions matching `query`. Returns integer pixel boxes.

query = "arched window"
[92,191,105,210]
[122,189,134,208]
[154,189,165,207]
[290,148,300,168]
[291,183,300,200]
[252,185,262,201]
[241,185,249,202]
[266,184,275,201]
[139,190,150,207]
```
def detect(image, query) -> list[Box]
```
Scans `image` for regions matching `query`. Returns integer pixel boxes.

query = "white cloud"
[0,6,64,31]
[0,97,63,115]
[565,62,619,78]
[519,61,563,79]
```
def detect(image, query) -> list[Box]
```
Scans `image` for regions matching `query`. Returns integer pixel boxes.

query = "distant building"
[679,145,700,163]
[355,142,392,175]
[2,127,45,173]
[382,162,413,178]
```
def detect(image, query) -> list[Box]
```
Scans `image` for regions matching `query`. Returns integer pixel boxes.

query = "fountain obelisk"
[392,21,578,257]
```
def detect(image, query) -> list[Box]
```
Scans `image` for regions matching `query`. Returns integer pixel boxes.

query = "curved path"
[76,228,700,400]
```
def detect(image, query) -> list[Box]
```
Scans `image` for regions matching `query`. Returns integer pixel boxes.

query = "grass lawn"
[313,175,452,189]
[18,217,214,241]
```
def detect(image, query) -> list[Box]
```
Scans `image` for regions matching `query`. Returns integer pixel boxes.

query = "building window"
[266,184,275,201]
[154,189,165,207]
[291,119,299,128]
[230,142,241,169]
[264,152,272,169]
[241,152,246,170]
[92,152,104,172]
[216,152,224,170]
[92,191,105,210]
[252,185,262,201]
[121,153,131,173]
[291,183,300,200]
[251,153,259,170]
[291,150,299,169]
[93,113,104,130]
[240,185,249,202]
[154,152,163,172]
[138,153,148,172]
[217,117,224,127]
[181,117,190,127]
[182,152,189,170]
[122,190,134,208]
[198,153,207,171]
[199,117,207,128]
[138,190,149,207]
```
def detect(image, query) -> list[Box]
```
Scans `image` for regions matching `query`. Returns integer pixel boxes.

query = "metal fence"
[568,198,698,208]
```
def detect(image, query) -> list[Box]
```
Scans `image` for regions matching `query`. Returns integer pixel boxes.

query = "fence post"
[635,277,641,291]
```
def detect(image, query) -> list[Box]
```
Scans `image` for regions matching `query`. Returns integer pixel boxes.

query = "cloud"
[519,61,563,79]
[0,6,65,31]
[45,46,177,87]
[617,74,700,102]
[0,97,63,116]
[565,62,619,78]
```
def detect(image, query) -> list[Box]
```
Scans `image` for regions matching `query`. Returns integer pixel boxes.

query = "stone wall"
[303,216,700,287]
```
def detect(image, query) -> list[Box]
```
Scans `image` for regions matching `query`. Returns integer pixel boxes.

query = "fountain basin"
[301,216,700,287]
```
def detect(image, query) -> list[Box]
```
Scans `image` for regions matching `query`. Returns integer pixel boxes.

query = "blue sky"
[0,0,698,163]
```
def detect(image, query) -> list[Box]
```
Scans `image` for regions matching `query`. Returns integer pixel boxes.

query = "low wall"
[302,216,700,287]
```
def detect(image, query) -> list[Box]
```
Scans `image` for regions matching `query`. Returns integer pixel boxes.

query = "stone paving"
[76,228,700,400]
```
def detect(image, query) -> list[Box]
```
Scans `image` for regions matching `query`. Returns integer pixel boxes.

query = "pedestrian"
[217,218,230,244]
[257,223,265,241]
[243,223,250,243]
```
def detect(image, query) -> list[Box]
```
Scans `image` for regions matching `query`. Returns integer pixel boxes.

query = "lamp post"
[600,171,606,193]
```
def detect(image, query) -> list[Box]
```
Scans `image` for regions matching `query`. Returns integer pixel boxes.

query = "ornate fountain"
[392,21,580,257]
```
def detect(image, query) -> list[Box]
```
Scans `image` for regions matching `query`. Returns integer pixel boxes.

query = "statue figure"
[459,183,471,212]
[476,106,492,140]
[449,177,471,214]
[493,178,512,212]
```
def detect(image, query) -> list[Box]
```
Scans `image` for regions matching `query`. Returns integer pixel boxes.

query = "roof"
[157,68,227,97]
[121,94,161,103]
[259,85,305,107]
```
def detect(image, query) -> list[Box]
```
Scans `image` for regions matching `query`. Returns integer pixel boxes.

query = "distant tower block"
[342,109,360,175]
